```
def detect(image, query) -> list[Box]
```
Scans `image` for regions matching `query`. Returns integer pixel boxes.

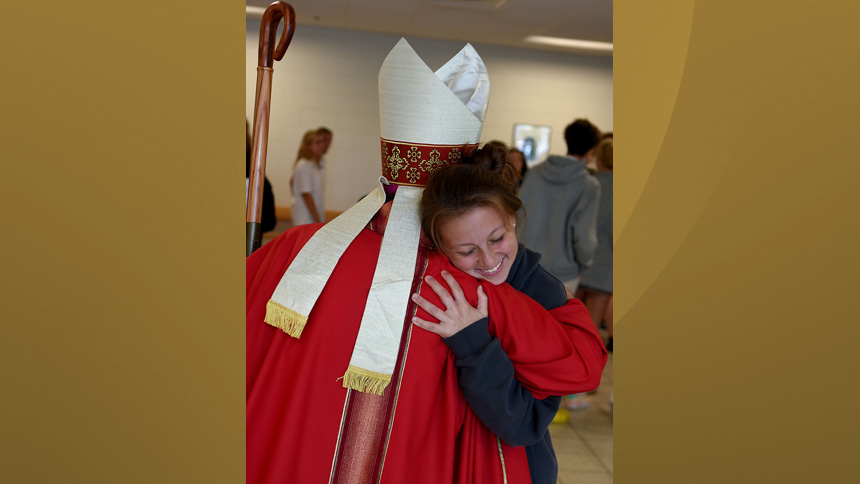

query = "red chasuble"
[247,223,606,484]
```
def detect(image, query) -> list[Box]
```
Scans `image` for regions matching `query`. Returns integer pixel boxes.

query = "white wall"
[246,21,613,213]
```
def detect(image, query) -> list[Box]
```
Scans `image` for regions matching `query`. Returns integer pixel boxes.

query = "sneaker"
[564,395,593,410]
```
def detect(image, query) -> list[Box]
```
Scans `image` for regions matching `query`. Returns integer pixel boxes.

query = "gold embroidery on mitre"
[406,167,421,184]
[407,146,421,164]
[380,139,478,186]
[448,147,462,164]
[419,149,445,173]
[386,146,408,180]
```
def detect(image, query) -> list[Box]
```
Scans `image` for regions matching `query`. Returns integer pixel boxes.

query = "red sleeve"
[245,224,322,398]
[489,293,607,399]
[416,254,607,400]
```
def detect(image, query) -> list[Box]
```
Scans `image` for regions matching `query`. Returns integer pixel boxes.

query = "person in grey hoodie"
[517,118,602,292]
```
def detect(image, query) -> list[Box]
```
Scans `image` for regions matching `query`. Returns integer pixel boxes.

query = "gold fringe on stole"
[340,365,392,396]
[264,299,308,338]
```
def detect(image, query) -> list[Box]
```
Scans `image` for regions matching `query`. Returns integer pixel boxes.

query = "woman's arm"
[444,318,561,446]
[301,192,322,223]
[412,271,562,446]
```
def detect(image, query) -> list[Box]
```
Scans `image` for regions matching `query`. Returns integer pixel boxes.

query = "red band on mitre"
[380,138,478,187]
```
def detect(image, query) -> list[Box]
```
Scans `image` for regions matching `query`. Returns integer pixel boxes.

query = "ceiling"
[246,0,612,56]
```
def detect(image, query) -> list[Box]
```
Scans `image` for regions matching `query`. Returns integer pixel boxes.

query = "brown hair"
[594,137,613,170]
[470,140,520,189]
[295,130,321,164]
[420,142,522,251]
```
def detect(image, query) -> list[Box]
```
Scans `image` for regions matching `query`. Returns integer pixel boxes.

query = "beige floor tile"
[553,440,597,457]
[556,453,607,473]
[551,350,613,482]
[557,470,614,484]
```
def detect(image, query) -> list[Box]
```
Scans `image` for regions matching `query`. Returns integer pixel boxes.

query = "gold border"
[615,1,860,482]
[496,437,508,484]
[1,2,243,481]
[329,390,353,484]
[380,138,479,149]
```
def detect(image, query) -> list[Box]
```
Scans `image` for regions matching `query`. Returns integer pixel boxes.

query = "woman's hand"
[411,270,488,338]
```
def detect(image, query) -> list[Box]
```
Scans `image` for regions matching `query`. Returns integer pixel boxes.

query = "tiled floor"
[550,351,613,484]
[261,221,614,483]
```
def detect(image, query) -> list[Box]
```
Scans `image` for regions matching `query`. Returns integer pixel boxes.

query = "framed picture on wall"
[512,123,552,167]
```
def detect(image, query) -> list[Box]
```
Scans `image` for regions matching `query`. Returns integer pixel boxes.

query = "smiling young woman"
[420,141,521,276]
[411,142,605,484]
[437,205,518,285]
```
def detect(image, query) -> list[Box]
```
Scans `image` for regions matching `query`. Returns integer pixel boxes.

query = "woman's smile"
[476,257,505,276]
[439,205,518,285]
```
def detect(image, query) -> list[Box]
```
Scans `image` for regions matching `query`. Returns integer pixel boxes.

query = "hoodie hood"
[505,244,567,309]
[532,155,591,184]
[506,243,540,288]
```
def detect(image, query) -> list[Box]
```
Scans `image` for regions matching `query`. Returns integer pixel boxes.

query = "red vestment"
[247,223,606,483]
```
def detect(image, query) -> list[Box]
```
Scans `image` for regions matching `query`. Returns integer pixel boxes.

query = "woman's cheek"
[450,256,471,273]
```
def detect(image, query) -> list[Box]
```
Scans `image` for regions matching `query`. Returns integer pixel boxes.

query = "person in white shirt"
[290,129,327,225]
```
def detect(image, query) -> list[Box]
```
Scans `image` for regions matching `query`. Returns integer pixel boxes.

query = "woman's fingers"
[412,282,487,338]
[412,316,450,337]
[412,292,448,321]
[422,275,456,309]
[439,270,467,301]
[412,272,487,337]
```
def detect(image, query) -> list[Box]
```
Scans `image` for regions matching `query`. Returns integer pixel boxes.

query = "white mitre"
[264,38,490,395]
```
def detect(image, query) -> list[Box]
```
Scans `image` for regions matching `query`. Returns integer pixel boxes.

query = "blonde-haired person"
[290,129,327,225]
[316,126,333,157]
[576,137,613,351]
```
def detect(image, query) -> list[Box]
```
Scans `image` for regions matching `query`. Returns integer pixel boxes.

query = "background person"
[316,126,333,161]
[289,129,326,225]
[517,118,602,294]
[507,146,528,190]
[246,119,277,233]
[576,137,614,352]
